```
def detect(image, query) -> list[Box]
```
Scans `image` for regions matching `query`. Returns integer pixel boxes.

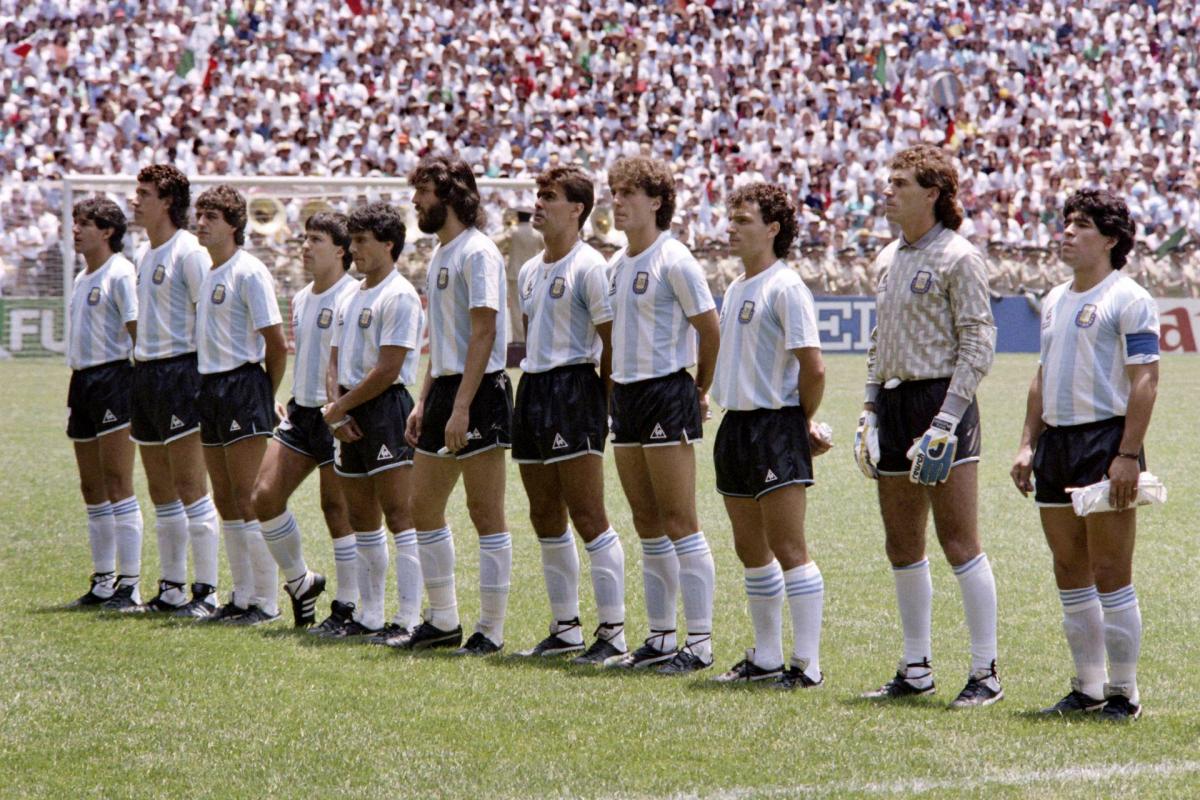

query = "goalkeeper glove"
[854,410,881,479]
[906,412,960,485]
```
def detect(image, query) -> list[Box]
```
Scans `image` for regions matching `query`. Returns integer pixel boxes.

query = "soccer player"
[126,165,220,616]
[603,156,720,674]
[66,197,140,606]
[709,184,829,688]
[402,155,513,656]
[855,144,1001,707]
[322,203,424,640]
[511,166,627,662]
[193,185,287,625]
[1011,189,1158,721]
[251,212,358,628]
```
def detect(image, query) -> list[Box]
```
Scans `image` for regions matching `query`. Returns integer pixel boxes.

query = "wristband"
[1116,452,1139,460]
[328,415,352,431]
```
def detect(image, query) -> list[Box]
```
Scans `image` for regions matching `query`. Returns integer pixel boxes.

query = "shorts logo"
[358,308,373,329]
[170,415,184,430]
[87,287,102,306]
[552,433,568,450]
[910,271,933,294]
[549,277,566,298]
[467,428,482,440]
[608,275,617,296]
[632,272,650,295]
[649,422,667,440]
[229,419,241,432]
[317,308,333,329]
[102,409,117,423]
[1075,304,1098,328]
[436,267,449,290]
[377,444,393,460]
[765,469,778,482]
[211,284,227,304]
[738,300,755,324]
[152,264,167,285]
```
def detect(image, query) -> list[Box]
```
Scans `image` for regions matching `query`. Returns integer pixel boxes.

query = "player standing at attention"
[855,144,1001,707]
[603,156,720,674]
[1011,189,1158,721]
[510,166,627,663]
[251,212,358,628]
[401,155,513,656]
[65,197,140,607]
[193,185,287,625]
[709,184,829,688]
[321,203,424,641]
[125,165,219,616]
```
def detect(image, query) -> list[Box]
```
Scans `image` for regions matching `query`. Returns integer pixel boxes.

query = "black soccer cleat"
[774,660,825,690]
[100,577,141,612]
[310,601,357,637]
[202,601,253,624]
[285,572,326,628]
[656,638,713,675]
[712,650,783,684]
[133,579,189,613]
[862,659,936,699]
[453,631,503,656]
[1100,685,1142,722]
[605,631,677,670]
[70,572,116,607]
[231,605,281,626]
[949,661,1004,709]
[325,619,383,639]
[366,622,412,647]
[516,618,585,657]
[173,583,218,619]
[398,620,464,651]
[571,624,627,665]
[1040,679,1105,716]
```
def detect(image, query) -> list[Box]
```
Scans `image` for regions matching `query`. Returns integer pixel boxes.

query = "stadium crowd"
[3,0,1200,296]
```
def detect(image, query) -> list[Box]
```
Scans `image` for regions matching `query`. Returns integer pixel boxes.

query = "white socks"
[744,561,785,669]
[355,529,388,630]
[893,558,933,669]
[86,502,116,575]
[112,496,142,584]
[1060,585,1106,699]
[261,510,308,585]
[391,529,422,629]
[674,532,715,660]
[478,532,512,644]
[332,534,358,605]
[640,536,679,651]
[243,520,278,616]
[538,529,580,624]
[953,553,998,672]
[153,500,187,585]
[221,519,253,609]
[784,561,824,680]
[584,527,625,628]
[1100,585,1141,704]
[417,526,458,630]
[184,495,219,587]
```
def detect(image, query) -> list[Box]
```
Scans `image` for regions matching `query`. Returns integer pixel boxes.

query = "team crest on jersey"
[1075,304,1098,328]
[549,277,566,298]
[211,284,227,304]
[86,287,102,306]
[632,272,650,294]
[358,308,373,328]
[317,308,333,329]
[738,300,755,323]
[436,267,449,290]
[152,264,167,285]
[909,271,933,294]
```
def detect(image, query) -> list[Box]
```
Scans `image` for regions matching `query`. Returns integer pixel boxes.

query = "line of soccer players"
[64,146,1158,719]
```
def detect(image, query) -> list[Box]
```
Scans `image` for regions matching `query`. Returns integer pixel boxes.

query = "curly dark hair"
[536,166,595,231]
[408,155,483,229]
[73,195,127,252]
[1063,188,1136,270]
[306,210,352,271]
[728,183,799,258]
[889,144,964,230]
[194,185,247,246]
[136,164,190,229]
[608,156,675,231]
[347,203,406,260]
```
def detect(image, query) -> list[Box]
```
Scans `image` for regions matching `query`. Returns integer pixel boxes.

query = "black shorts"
[715,407,814,499]
[416,371,513,459]
[512,364,607,464]
[198,363,277,447]
[131,353,201,444]
[274,399,336,467]
[876,378,980,475]
[611,369,702,447]
[335,384,415,476]
[1033,416,1145,506]
[67,360,133,442]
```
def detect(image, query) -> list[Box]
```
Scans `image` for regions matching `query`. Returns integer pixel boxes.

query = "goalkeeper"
[854,145,1001,709]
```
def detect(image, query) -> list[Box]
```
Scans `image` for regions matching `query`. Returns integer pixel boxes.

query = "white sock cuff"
[260,511,296,540]
[672,531,710,557]
[538,530,573,548]
[585,528,618,552]
[893,557,930,574]
[333,535,357,559]
[184,495,216,518]
[783,561,823,596]
[1099,585,1138,613]
[640,535,674,557]
[952,552,989,577]
[479,532,512,551]
[416,526,451,546]
[744,561,785,597]
[392,528,417,546]
[1060,585,1100,612]
[86,501,114,517]
[221,518,245,533]
[356,529,387,548]
[112,496,141,516]
[154,499,185,518]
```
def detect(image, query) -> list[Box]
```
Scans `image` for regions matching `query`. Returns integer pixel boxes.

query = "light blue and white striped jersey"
[67,254,138,370]
[517,240,613,373]
[711,261,821,411]
[1039,270,1160,427]
[196,249,283,374]
[609,231,716,384]
[334,270,423,389]
[133,229,210,360]
[425,228,507,377]
[291,273,359,407]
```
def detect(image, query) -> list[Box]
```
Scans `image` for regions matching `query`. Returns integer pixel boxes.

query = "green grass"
[2,354,1198,799]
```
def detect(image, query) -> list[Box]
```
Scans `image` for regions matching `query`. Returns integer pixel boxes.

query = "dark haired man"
[193,185,288,625]
[858,144,1002,708]
[1011,189,1158,721]
[66,197,140,606]
[252,212,358,628]
[125,164,218,616]
[402,155,513,655]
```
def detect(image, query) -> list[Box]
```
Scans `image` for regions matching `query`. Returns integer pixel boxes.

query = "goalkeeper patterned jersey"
[866,223,995,417]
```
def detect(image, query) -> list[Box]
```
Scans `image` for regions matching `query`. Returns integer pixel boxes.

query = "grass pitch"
[1,354,1198,799]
